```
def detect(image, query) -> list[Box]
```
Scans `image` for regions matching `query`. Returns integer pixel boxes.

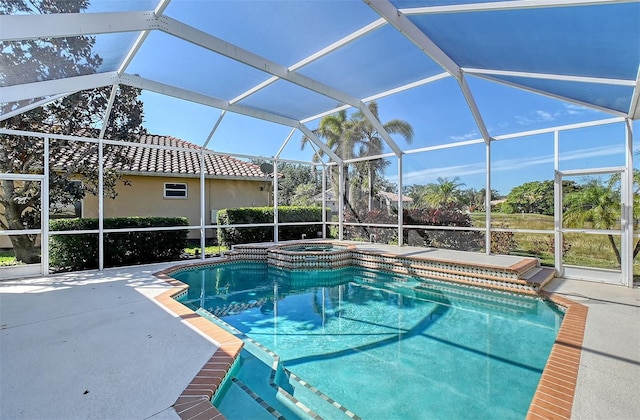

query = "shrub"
[343,205,484,251]
[49,217,188,270]
[490,222,518,255]
[217,206,329,246]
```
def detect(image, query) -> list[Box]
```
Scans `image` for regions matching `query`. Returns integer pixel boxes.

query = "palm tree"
[350,102,414,211]
[563,178,622,264]
[417,177,466,208]
[301,110,359,215]
[302,101,413,212]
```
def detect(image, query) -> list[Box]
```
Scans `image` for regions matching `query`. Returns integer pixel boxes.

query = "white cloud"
[536,110,553,120]
[516,109,556,125]
[449,130,479,142]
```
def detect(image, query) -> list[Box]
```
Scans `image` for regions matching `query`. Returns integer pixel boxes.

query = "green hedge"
[49,217,189,270]
[217,206,329,246]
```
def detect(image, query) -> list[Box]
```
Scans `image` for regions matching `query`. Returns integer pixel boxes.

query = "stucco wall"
[1,175,271,248]
[82,175,271,239]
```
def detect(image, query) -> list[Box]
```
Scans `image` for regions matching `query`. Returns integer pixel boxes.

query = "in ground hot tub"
[267,242,353,269]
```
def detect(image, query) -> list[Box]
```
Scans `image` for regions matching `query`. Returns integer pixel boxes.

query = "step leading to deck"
[225,241,555,295]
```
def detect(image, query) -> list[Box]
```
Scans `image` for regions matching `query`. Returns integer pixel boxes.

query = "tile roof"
[54,134,271,179]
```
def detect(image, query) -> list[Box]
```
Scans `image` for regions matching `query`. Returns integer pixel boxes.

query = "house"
[313,188,412,215]
[0,134,274,247]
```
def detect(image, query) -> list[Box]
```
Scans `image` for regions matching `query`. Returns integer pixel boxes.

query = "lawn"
[471,212,639,276]
[0,249,19,266]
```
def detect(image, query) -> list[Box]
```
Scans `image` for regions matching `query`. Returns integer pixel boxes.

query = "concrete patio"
[1,259,638,419]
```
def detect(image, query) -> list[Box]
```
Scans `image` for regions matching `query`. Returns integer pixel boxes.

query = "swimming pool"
[172,262,562,419]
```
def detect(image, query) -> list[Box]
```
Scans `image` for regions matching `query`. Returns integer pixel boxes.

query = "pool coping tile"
[154,266,244,420]
[526,291,588,420]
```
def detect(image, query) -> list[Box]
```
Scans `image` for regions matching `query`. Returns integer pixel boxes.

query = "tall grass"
[472,212,638,275]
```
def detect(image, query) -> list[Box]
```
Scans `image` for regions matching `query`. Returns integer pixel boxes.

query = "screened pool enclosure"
[0,0,638,286]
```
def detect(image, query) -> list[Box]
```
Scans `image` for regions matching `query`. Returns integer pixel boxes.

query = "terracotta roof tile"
[53,134,270,179]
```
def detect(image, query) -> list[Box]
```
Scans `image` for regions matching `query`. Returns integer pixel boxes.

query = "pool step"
[285,370,362,420]
[203,311,361,420]
[232,350,314,419]
[217,379,282,420]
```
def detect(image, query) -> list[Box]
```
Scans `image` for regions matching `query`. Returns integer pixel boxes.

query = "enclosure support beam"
[622,119,634,286]
[276,128,297,159]
[41,137,50,275]
[365,1,491,144]
[203,110,226,149]
[322,165,327,239]
[98,136,104,271]
[274,159,279,243]
[199,149,206,261]
[0,72,120,104]
[99,85,119,140]
[553,130,564,277]
[117,0,172,75]
[485,141,491,255]
[339,165,345,241]
[397,155,404,247]
[0,93,73,123]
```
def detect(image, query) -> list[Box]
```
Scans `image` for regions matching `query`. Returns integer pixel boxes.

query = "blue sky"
[138,81,636,196]
[86,0,639,196]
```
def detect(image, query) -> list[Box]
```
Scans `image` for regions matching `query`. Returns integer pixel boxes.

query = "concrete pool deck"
[1,252,638,419]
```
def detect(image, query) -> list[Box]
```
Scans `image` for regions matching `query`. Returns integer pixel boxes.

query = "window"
[164,183,188,198]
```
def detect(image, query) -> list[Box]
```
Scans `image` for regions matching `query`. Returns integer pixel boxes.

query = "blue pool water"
[173,262,562,420]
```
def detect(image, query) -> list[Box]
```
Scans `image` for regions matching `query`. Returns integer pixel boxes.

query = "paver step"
[522,267,556,288]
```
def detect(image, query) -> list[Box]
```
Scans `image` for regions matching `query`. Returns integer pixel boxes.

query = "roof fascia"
[0,72,120,103]
[365,0,492,143]
[401,0,637,15]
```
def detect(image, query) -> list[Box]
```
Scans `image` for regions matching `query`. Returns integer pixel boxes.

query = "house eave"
[118,170,271,182]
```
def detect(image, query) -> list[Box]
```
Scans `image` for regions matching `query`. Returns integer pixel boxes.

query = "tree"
[0,0,146,263]
[270,162,321,206]
[563,178,623,264]
[416,177,466,208]
[349,102,413,211]
[0,0,99,113]
[502,180,580,216]
[301,101,413,213]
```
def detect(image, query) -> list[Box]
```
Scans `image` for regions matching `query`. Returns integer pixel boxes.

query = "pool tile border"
[154,270,243,420]
[526,292,588,420]
[155,254,588,420]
